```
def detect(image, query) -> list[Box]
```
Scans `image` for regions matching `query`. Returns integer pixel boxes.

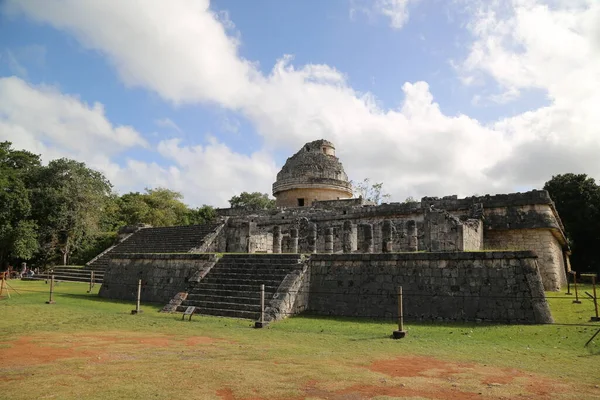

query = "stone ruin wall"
[308,252,553,324]
[213,190,569,291]
[484,229,567,291]
[99,254,216,303]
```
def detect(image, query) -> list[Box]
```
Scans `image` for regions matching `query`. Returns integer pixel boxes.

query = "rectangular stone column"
[325,227,334,254]
[272,226,282,254]
[290,228,299,254]
[407,220,418,252]
[342,221,356,253]
[308,223,317,253]
[382,220,394,253]
[360,223,373,253]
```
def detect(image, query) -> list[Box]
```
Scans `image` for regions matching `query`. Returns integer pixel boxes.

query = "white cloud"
[375,0,417,29]
[0,76,274,206]
[0,76,147,158]
[460,0,600,187]
[155,118,182,133]
[4,0,600,205]
[350,0,417,29]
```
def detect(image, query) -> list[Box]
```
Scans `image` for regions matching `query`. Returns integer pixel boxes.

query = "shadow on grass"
[57,292,164,309]
[287,313,487,329]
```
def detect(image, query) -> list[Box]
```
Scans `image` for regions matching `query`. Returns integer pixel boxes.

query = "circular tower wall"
[272,139,353,207]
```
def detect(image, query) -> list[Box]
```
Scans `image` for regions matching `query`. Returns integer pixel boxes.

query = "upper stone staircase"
[178,254,303,320]
[37,223,222,284]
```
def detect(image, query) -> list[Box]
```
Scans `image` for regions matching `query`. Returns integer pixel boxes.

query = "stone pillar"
[382,220,394,253]
[361,223,373,253]
[290,228,299,254]
[407,220,418,252]
[272,226,282,254]
[308,223,317,253]
[342,221,355,253]
[325,227,334,254]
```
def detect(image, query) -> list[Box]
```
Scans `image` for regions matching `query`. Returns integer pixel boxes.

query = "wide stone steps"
[180,254,302,320]
[186,288,274,299]
[182,299,261,313]
[199,277,285,286]
[193,283,280,293]
[86,222,220,267]
[204,270,292,280]
[184,306,260,320]
[186,293,268,305]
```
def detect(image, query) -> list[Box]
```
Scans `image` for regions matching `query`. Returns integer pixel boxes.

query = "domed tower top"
[272,139,353,207]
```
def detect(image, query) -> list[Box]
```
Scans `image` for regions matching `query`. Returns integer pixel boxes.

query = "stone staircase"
[179,254,303,320]
[37,223,222,284]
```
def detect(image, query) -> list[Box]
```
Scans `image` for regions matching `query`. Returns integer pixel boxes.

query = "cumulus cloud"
[3,0,600,205]
[350,0,418,29]
[0,76,275,206]
[460,0,600,187]
[0,76,147,158]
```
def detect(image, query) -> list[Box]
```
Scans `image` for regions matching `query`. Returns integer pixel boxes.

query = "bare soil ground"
[2,332,598,399]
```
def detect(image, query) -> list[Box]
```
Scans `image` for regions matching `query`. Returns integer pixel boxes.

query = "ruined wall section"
[308,252,553,324]
[484,229,567,291]
[99,254,217,303]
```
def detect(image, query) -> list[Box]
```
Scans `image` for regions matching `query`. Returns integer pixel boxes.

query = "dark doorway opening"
[297,198,305,207]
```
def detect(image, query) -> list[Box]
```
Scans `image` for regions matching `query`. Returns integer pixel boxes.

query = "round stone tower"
[273,139,353,207]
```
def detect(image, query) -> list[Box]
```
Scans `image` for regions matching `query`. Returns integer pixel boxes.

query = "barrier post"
[46,275,56,304]
[254,284,266,328]
[393,286,406,339]
[131,279,142,314]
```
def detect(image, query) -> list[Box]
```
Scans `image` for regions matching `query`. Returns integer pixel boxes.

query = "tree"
[229,192,275,210]
[30,158,113,265]
[188,205,217,225]
[544,173,600,274]
[117,188,192,227]
[351,178,391,204]
[0,142,41,268]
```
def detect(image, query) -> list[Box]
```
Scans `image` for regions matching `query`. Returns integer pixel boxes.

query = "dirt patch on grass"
[216,355,586,400]
[0,333,221,367]
[0,337,100,367]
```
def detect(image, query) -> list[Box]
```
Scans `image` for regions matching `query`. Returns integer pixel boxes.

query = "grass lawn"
[1,279,599,399]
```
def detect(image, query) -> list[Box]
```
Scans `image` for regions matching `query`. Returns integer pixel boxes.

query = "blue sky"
[0,0,598,207]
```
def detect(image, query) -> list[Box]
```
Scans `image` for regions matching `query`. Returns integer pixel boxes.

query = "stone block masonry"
[484,229,567,291]
[308,252,553,324]
[99,253,217,304]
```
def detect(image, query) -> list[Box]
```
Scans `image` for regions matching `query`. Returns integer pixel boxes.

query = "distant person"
[20,265,27,278]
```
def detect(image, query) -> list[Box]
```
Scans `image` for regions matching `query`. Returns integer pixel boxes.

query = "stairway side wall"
[99,254,216,303]
[308,252,553,324]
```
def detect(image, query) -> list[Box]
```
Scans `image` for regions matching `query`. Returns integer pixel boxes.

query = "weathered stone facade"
[215,189,569,291]
[99,253,217,303]
[308,252,553,324]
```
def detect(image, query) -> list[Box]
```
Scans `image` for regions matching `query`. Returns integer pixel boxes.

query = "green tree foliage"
[29,158,113,265]
[544,173,600,274]
[229,192,275,210]
[116,188,212,227]
[188,205,217,225]
[351,178,391,204]
[0,142,41,268]
[0,143,225,268]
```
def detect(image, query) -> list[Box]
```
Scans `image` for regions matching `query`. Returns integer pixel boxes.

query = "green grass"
[0,280,599,399]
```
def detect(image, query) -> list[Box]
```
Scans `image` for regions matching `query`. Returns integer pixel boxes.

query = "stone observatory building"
[85,137,572,326]
[272,139,352,207]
